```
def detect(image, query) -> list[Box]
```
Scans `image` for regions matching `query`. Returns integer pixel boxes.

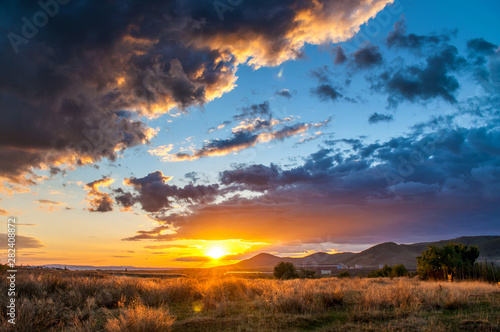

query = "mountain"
[228,252,356,270]
[223,235,500,271]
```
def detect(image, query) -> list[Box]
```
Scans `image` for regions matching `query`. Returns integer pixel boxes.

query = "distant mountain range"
[223,236,500,270]
[31,236,499,271]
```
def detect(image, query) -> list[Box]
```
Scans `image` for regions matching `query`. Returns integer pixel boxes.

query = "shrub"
[337,271,350,278]
[105,304,175,332]
[273,262,299,280]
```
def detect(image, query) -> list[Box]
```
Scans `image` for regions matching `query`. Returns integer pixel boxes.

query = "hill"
[222,235,500,271]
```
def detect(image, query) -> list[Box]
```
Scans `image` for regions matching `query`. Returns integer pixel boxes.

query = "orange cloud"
[85,178,116,213]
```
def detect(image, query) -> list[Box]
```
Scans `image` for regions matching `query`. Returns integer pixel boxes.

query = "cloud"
[333,45,347,65]
[373,45,467,107]
[274,89,294,99]
[35,199,62,205]
[368,113,394,124]
[0,233,44,248]
[233,101,273,121]
[117,171,219,213]
[85,178,115,212]
[150,102,331,161]
[0,0,391,188]
[144,244,190,250]
[387,19,451,50]
[466,38,498,56]
[125,104,500,244]
[353,44,383,68]
[174,256,211,262]
[311,84,343,102]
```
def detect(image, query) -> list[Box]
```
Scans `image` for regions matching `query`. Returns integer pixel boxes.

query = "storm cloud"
[0,0,392,189]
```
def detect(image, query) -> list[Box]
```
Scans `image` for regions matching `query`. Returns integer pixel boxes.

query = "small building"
[321,270,332,275]
[379,264,384,269]
[355,264,363,269]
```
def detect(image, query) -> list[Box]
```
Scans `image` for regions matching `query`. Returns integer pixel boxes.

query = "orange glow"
[206,246,226,259]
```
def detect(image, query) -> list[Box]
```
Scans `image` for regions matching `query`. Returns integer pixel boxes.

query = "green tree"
[391,264,408,277]
[273,262,299,280]
[417,243,479,280]
[337,271,350,278]
[299,269,316,279]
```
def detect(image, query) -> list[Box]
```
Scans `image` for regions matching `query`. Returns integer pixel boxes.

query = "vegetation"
[337,271,350,278]
[273,262,299,280]
[417,243,479,280]
[0,269,499,331]
[368,264,409,278]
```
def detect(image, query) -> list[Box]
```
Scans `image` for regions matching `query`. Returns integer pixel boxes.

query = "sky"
[1,0,499,268]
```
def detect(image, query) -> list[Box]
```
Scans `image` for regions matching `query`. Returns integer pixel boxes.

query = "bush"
[368,264,408,278]
[273,262,299,280]
[105,304,175,332]
[337,271,350,278]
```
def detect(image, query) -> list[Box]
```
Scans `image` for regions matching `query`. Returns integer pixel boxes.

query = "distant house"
[355,264,363,269]
[321,270,332,275]
[379,264,384,269]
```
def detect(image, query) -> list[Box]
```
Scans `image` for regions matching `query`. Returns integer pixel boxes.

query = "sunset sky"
[1,0,499,268]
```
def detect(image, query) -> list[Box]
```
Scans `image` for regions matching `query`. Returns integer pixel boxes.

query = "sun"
[206,246,226,259]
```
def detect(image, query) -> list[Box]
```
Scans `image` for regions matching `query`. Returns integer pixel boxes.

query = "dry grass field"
[1,269,499,331]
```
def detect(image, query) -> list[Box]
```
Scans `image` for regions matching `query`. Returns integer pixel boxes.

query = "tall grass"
[0,270,498,331]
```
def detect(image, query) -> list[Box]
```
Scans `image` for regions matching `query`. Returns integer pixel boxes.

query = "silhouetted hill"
[223,236,500,270]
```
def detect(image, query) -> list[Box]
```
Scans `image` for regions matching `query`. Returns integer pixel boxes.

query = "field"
[1,269,499,331]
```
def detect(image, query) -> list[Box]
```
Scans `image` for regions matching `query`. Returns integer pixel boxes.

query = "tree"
[391,264,408,277]
[337,271,350,278]
[273,262,299,280]
[367,264,408,278]
[299,269,316,279]
[417,243,479,280]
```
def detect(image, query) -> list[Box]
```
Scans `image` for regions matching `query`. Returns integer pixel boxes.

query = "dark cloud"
[184,172,200,183]
[0,0,391,188]
[387,19,451,50]
[114,188,136,211]
[467,38,498,56]
[118,171,219,213]
[368,113,394,124]
[333,45,347,65]
[373,45,467,107]
[233,101,272,121]
[311,84,343,102]
[353,44,383,68]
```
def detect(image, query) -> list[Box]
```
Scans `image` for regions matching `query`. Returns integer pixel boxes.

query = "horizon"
[21,234,500,270]
[1,0,500,269]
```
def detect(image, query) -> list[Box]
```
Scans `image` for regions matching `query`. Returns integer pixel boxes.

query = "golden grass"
[0,270,498,331]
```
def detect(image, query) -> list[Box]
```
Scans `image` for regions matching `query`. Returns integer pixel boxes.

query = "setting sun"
[206,246,226,259]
